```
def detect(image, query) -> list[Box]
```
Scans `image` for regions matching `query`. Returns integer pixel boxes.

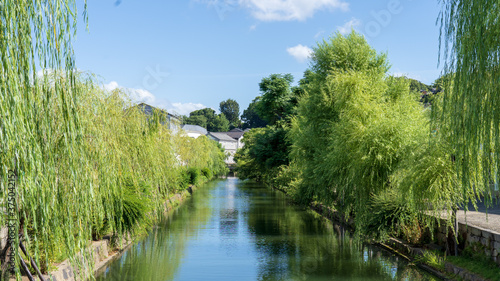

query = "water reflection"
[97,179,438,281]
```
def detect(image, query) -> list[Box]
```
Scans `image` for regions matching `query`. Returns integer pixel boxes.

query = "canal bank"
[270,185,500,281]
[96,178,439,281]
[40,184,201,281]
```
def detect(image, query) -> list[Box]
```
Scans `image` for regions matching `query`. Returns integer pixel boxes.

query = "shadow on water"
[97,179,439,281]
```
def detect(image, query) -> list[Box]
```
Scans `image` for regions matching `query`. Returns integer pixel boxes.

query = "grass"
[415,250,445,271]
[446,249,500,281]
[416,246,500,281]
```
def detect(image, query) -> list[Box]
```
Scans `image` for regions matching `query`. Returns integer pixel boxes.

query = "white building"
[135,103,180,133]
[207,132,238,164]
[225,128,246,150]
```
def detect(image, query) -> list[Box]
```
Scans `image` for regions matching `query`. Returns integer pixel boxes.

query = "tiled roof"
[225,131,244,140]
[136,103,179,119]
[208,132,237,142]
[181,124,207,135]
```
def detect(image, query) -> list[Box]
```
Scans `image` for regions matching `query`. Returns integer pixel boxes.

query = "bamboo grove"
[0,1,227,279]
[235,30,493,243]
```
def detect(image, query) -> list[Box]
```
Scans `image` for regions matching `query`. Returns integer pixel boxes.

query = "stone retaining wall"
[435,220,500,265]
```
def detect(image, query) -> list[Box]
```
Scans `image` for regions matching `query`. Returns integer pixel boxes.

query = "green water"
[96,178,438,281]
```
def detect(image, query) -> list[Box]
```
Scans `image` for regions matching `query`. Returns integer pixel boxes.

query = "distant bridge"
[227,164,237,177]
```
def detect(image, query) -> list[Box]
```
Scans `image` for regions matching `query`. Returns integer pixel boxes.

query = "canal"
[97,178,439,281]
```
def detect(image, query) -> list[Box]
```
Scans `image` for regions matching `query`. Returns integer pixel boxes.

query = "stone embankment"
[307,196,500,281]
[435,198,500,266]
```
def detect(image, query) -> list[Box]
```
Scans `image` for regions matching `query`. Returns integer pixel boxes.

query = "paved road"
[457,195,500,233]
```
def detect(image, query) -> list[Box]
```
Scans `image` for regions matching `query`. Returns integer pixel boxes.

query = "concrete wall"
[186,132,203,138]
[220,140,237,151]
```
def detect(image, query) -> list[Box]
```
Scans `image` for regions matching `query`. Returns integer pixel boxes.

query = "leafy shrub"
[179,169,191,190]
[201,167,213,180]
[365,189,426,244]
[187,167,201,186]
[115,178,151,234]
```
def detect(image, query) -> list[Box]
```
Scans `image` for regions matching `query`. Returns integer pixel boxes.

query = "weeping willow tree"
[437,0,500,204]
[0,1,88,278]
[0,2,228,279]
[0,69,228,278]
[289,32,430,233]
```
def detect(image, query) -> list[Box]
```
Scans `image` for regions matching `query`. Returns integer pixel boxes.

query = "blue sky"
[74,0,443,116]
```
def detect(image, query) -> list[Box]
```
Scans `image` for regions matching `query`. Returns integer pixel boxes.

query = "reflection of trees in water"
[96,182,215,281]
[219,208,241,255]
[97,180,436,281]
[243,183,436,281]
[219,208,239,236]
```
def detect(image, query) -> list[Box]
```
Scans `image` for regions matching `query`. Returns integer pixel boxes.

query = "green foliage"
[415,250,445,271]
[311,32,389,80]
[290,31,435,234]
[189,108,229,132]
[267,163,301,196]
[184,115,207,128]
[236,73,300,186]
[431,73,453,92]
[235,123,291,183]
[116,179,152,235]
[241,97,268,129]
[179,170,191,190]
[0,71,227,278]
[408,77,431,93]
[219,99,241,128]
[438,0,500,203]
[0,1,88,278]
[256,74,296,125]
[201,167,213,180]
[211,113,230,132]
[187,167,202,186]
[447,245,500,281]
[366,189,414,241]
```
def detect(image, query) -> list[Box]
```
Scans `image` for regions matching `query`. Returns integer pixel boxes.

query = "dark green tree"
[184,115,207,128]
[241,97,268,129]
[235,123,290,182]
[256,74,295,125]
[209,114,230,132]
[219,99,241,128]
[188,108,229,132]
[190,108,216,119]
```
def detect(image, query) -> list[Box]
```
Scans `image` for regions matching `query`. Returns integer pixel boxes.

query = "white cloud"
[287,44,313,63]
[239,0,349,21]
[104,81,119,92]
[103,81,208,116]
[104,81,156,104]
[127,88,156,104]
[169,103,206,116]
[337,17,361,35]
